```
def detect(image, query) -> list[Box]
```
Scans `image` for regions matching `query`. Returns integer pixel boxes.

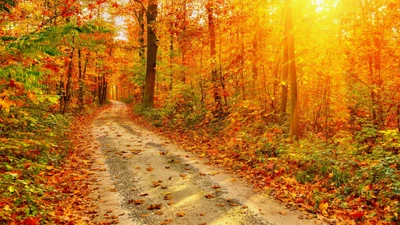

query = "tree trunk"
[138,8,145,59]
[62,36,75,114]
[280,12,289,116]
[206,0,222,114]
[78,49,84,110]
[143,0,158,108]
[285,0,299,138]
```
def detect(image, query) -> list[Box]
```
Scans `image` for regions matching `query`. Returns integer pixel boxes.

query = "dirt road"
[87,101,321,225]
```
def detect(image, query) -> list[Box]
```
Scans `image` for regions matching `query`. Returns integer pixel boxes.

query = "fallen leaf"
[152,180,162,187]
[176,212,185,217]
[164,195,173,200]
[128,199,145,205]
[212,185,221,189]
[160,219,173,225]
[167,201,174,205]
[350,211,364,219]
[155,211,164,215]
[205,194,214,199]
[147,167,154,172]
[318,202,328,214]
[147,204,162,210]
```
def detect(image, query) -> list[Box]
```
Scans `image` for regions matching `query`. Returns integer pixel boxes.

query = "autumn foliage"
[1,0,400,224]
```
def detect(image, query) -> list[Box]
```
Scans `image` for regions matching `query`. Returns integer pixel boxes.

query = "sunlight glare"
[315,0,324,12]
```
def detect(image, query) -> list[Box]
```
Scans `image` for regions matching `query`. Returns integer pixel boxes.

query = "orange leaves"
[318,202,329,215]
[147,204,162,210]
[111,2,119,8]
[164,195,173,200]
[21,217,40,225]
[176,212,185,217]
[44,64,60,73]
[204,194,214,199]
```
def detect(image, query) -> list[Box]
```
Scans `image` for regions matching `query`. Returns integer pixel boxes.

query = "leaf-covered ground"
[0,108,102,224]
[131,102,400,225]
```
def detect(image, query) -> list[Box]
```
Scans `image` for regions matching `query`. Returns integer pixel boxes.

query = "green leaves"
[0,0,17,13]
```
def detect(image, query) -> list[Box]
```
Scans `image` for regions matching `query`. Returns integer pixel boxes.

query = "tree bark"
[280,11,289,116]
[206,0,222,114]
[143,0,158,108]
[62,35,75,114]
[285,0,299,138]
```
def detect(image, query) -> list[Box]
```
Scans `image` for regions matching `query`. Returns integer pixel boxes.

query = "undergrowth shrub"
[0,87,71,223]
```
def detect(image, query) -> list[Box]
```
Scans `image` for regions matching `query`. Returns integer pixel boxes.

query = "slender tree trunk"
[138,8,145,60]
[136,7,146,102]
[143,0,158,108]
[62,36,75,114]
[285,0,299,138]
[78,49,84,110]
[397,103,400,132]
[169,0,174,91]
[206,0,222,114]
[252,33,259,102]
[98,76,101,105]
[280,13,289,116]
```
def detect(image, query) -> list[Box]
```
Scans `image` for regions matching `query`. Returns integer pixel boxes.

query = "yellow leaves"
[0,98,14,112]
[27,91,38,104]
[318,202,329,215]
[3,205,11,211]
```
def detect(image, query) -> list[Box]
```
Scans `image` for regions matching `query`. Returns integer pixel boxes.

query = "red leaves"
[44,64,60,73]
[112,2,119,8]
[266,162,274,170]
[350,211,364,220]
[22,217,40,225]
[9,79,16,88]
[9,79,23,89]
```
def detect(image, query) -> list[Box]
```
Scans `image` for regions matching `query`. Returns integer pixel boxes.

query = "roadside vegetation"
[133,99,400,224]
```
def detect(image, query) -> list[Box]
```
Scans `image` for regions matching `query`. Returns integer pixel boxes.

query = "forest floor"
[76,101,325,225]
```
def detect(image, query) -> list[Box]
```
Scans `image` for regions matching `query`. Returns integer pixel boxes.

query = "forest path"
[87,101,320,225]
